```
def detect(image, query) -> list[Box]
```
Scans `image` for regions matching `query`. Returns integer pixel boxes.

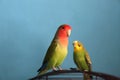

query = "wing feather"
[37,40,57,72]
[85,50,92,71]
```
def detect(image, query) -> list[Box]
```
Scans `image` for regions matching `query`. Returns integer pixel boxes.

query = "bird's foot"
[52,67,57,71]
[57,66,62,70]
[84,70,88,72]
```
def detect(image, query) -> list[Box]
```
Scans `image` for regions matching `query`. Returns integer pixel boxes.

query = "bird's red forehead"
[59,24,72,30]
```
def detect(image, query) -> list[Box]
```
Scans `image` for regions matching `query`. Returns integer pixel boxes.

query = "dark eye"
[78,44,81,47]
[62,26,65,29]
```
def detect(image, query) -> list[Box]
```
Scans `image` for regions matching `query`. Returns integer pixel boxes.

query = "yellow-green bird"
[37,24,72,75]
[72,40,92,80]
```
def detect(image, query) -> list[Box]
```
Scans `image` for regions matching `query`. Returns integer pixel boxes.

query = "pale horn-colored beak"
[72,41,78,47]
[67,30,71,37]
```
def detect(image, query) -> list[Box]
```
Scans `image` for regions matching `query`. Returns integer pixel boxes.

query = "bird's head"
[72,40,84,52]
[56,24,72,38]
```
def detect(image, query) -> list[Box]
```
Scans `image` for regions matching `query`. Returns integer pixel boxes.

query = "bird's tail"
[29,69,48,80]
[37,69,48,76]
[83,73,93,80]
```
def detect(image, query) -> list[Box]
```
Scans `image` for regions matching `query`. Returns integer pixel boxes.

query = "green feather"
[73,41,92,80]
[38,39,68,75]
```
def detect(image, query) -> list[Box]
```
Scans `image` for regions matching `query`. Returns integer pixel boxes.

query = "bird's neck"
[53,36,68,47]
[59,38,68,47]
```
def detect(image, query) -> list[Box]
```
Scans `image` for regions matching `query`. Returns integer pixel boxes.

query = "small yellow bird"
[73,40,92,80]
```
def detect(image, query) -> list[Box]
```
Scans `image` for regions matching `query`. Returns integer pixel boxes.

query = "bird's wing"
[37,39,58,72]
[85,50,92,71]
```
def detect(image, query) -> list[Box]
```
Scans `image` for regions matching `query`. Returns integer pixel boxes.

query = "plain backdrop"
[0,0,120,80]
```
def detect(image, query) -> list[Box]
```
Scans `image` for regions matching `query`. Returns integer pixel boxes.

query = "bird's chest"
[75,51,85,61]
[55,44,67,56]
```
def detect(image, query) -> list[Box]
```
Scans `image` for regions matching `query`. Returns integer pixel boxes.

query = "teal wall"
[0,0,120,80]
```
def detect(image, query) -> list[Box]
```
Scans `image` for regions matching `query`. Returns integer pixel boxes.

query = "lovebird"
[37,24,72,75]
[72,41,92,80]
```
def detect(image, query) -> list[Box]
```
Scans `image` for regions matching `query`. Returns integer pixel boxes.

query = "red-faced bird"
[37,24,72,75]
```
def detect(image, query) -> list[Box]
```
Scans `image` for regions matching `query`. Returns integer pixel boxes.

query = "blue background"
[0,0,120,80]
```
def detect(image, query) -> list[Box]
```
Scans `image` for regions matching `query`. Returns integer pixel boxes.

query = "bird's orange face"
[57,24,72,38]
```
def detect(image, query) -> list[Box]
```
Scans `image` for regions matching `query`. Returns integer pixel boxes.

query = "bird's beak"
[67,30,71,37]
[72,41,77,47]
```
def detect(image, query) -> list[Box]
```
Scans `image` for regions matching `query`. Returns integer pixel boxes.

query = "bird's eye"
[78,44,81,47]
[62,26,65,29]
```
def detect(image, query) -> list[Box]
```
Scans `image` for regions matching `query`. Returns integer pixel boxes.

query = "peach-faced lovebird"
[37,24,72,75]
[73,41,92,80]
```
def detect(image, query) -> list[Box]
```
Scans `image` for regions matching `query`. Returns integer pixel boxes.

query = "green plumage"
[38,40,67,75]
[74,50,89,71]
[73,41,92,80]
[37,24,71,75]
